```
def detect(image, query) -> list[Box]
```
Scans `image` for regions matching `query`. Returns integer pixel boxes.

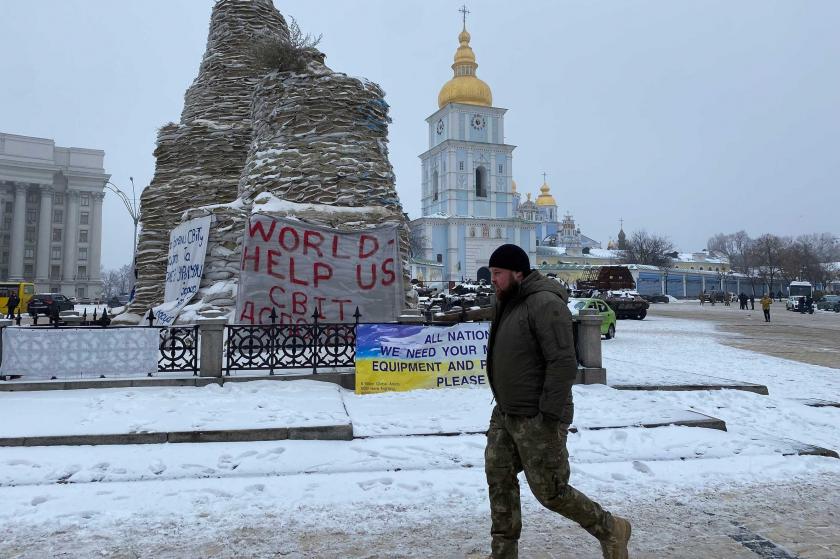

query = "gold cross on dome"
[459,4,470,27]
[542,172,548,183]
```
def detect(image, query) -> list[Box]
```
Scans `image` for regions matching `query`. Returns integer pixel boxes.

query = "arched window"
[432,170,439,201]
[475,166,487,198]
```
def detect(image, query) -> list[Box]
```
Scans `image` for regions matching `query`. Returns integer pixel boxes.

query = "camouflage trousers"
[485,405,613,558]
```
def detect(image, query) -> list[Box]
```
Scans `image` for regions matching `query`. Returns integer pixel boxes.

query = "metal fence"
[225,308,360,376]
[158,326,200,375]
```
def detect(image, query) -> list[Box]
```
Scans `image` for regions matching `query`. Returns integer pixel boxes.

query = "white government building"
[0,132,108,299]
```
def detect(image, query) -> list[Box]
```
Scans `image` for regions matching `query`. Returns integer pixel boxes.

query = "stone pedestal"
[576,309,603,369]
[197,317,228,377]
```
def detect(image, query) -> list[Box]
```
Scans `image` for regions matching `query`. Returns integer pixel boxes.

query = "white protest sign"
[152,214,212,325]
[236,215,403,324]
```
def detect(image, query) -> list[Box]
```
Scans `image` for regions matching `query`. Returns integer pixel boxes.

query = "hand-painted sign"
[355,322,489,394]
[236,215,402,325]
[151,215,212,325]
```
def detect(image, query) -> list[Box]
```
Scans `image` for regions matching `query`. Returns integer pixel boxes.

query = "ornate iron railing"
[225,308,360,375]
[158,325,200,375]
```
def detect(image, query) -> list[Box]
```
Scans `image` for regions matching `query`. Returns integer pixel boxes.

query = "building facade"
[0,133,108,299]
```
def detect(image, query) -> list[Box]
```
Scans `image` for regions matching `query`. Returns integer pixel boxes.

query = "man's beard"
[495,280,521,302]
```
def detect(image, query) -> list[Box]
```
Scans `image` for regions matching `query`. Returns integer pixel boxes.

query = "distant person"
[699,291,705,306]
[777,291,783,302]
[805,295,813,314]
[749,295,755,310]
[6,292,19,319]
[761,294,772,322]
[49,299,61,325]
[738,293,746,310]
[486,244,631,559]
[724,292,731,307]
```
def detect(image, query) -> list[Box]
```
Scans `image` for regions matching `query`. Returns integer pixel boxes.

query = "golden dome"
[437,26,493,109]
[536,181,557,206]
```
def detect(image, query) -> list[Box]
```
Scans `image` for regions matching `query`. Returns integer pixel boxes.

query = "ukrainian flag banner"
[355,323,490,394]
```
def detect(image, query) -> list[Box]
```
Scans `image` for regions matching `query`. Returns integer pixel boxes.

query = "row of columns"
[7,183,103,287]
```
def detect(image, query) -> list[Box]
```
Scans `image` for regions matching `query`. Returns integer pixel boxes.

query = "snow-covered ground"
[1,315,839,557]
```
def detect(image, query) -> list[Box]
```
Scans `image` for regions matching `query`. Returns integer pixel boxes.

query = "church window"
[436,254,442,263]
[475,166,487,198]
[498,164,503,174]
[432,170,439,201]
[470,226,475,237]
[481,224,489,238]
[496,228,501,238]
[459,161,464,171]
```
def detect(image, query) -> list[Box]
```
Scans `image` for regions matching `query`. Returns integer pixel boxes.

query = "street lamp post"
[104,177,140,295]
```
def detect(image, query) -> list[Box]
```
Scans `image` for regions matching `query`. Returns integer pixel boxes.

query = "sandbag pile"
[239,67,400,209]
[124,0,289,318]
[119,0,411,324]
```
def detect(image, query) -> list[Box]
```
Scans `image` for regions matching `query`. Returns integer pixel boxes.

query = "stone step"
[612,382,769,395]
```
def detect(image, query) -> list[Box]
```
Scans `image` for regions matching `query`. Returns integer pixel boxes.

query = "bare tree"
[620,230,675,268]
[100,264,134,298]
[752,234,787,293]
[252,17,323,72]
[409,223,428,260]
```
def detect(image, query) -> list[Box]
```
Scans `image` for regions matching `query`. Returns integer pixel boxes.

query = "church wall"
[458,223,467,278]
[469,121,488,142]
[458,113,466,139]
[496,201,508,218]
[431,224,447,264]
[475,200,491,216]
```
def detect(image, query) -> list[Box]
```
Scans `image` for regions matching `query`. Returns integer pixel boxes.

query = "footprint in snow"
[632,460,653,475]
[30,495,49,506]
[358,477,394,491]
[4,459,38,467]
[245,484,265,493]
[148,460,166,475]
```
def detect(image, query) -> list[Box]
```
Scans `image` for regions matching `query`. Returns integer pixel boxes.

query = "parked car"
[816,295,840,312]
[567,297,617,339]
[27,293,74,316]
[785,295,814,313]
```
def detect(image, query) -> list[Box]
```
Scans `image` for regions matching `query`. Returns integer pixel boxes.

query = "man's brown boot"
[599,515,631,559]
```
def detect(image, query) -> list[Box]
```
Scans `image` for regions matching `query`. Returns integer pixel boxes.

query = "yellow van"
[0,282,35,316]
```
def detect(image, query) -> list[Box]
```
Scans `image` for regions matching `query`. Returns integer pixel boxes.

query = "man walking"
[485,244,631,559]
[761,294,772,322]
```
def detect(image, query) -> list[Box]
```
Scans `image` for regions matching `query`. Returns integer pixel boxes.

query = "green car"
[567,298,617,339]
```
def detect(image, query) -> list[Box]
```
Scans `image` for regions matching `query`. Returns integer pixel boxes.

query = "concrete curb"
[0,424,353,447]
[613,383,769,395]
[0,373,354,392]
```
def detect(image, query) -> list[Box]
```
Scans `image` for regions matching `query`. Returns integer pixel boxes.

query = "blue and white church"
[410,20,598,284]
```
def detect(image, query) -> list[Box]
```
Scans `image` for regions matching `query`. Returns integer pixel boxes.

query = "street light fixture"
[104,177,140,293]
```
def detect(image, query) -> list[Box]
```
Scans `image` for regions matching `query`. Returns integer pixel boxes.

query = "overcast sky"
[2,0,838,269]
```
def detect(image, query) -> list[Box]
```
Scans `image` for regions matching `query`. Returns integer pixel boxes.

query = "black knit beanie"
[488,244,530,274]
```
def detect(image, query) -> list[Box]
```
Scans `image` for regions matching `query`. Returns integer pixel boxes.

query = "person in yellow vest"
[760,294,773,322]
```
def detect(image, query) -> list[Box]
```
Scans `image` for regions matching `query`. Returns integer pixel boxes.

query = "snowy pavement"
[1,315,839,557]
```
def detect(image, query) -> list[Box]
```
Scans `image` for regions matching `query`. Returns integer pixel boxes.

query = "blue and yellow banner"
[355,323,490,394]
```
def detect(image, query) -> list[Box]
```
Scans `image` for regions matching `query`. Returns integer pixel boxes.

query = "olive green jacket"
[487,271,578,423]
